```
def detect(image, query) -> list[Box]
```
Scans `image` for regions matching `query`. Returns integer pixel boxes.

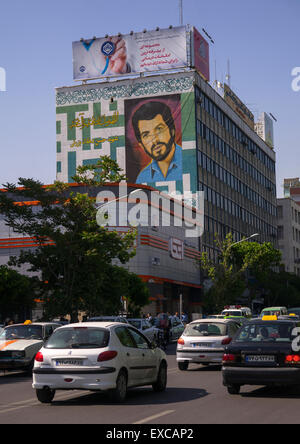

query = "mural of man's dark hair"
[132,101,175,143]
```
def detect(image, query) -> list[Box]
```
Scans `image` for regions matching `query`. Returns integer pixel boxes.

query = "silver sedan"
[176,319,241,370]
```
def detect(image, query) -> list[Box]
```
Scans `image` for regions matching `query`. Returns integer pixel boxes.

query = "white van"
[221,306,252,318]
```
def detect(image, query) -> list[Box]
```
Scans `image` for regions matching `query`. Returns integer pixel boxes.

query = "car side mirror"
[150,340,157,349]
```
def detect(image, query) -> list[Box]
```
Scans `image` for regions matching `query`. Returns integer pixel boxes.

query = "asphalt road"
[1,344,300,424]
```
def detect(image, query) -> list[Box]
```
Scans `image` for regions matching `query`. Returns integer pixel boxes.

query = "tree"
[198,233,247,312]
[123,272,150,317]
[231,241,282,305]
[198,233,282,313]
[0,156,142,322]
[0,265,36,321]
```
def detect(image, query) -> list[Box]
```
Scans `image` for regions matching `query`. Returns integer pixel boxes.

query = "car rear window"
[235,322,295,343]
[45,327,110,349]
[184,322,227,337]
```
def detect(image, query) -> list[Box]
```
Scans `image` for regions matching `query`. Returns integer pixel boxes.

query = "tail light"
[285,355,300,364]
[177,338,185,345]
[221,337,232,345]
[35,352,43,362]
[97,351,118,362]
[223,354,236,363]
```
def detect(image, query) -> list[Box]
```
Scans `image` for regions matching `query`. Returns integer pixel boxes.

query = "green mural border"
[56,77,194,106]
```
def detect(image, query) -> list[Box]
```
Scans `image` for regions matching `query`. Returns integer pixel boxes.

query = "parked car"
[86,316,129,324]
[127,318,159,342]
[32,321,167,404]
[176,318,241,370]
[0,322,61,373]
[222,317,300,395]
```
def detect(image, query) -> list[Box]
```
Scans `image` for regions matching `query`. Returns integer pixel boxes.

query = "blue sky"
[0,0,299,197]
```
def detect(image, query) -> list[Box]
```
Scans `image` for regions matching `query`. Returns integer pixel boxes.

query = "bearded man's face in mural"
[137,114,175,162]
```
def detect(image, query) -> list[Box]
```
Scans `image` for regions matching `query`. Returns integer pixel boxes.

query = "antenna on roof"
[179,0,183,25]
[202,28,215,44]
[269,113,277,122]
[225,59,231,87]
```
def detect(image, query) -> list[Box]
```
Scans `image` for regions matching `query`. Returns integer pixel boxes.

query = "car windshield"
[128,320,141,329]
[222,310,242,317]
[235,322,295,343]
[184,322,227,337]
[0,325,43,340]
[45,327,110,349]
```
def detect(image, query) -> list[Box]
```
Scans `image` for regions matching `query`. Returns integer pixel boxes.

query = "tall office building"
[277,197,300,276]
[56,25,277,264]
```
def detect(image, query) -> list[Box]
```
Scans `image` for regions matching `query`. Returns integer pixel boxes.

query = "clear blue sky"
[0,0,299,197]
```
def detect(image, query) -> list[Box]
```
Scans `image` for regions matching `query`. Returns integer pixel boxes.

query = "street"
[1,344,300,424]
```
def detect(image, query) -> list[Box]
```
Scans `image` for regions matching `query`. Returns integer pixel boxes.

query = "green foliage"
[199,233,283,313]
[0,156,146,321]
[124,272,150,317]
[199,234,247,312]
[0,265,36,320]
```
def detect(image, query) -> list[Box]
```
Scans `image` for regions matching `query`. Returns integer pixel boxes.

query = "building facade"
[277,197,300,276]
[56,69,278,261]
[0,184,203,319]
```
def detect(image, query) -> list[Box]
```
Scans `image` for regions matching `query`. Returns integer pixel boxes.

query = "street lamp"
[230,233,259,248]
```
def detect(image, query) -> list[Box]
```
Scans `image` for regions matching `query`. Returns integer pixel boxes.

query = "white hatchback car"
[32,322,167,403]
[176,319,241,370]
[127,318,159,342]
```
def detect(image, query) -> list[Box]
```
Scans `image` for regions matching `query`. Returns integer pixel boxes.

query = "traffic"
[1,305,300,406]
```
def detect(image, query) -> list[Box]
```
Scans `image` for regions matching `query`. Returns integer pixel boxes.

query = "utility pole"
[179,0,183,25]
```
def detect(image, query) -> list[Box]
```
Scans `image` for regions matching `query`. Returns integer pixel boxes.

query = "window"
[45,327,110,349]
[128,328,150,349]
[115,327,136,348]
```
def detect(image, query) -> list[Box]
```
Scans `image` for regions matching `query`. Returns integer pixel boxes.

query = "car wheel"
[36,387,56,404]
[152,362,167,392]
[178,361,189,371]
[25,358,35,376]
[109,370,127,403]
[227,385,240,395]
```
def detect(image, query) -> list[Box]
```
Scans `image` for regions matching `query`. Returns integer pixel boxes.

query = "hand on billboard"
[101,37,129,74]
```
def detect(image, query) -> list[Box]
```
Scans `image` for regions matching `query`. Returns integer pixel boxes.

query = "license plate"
[55,359,83,366]
[191,343,212,348]
[245,355,275,363]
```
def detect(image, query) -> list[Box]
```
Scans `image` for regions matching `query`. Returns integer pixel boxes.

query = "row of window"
[292,207,300,225]
[203,215,248,244]
[198,152,277,217]
[197,121,276,196]
[199,182,277,238]
[196,88,276,173]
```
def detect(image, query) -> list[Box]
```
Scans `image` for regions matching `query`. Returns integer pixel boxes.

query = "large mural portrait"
[125,92,197,197]
[125,94,182,184]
